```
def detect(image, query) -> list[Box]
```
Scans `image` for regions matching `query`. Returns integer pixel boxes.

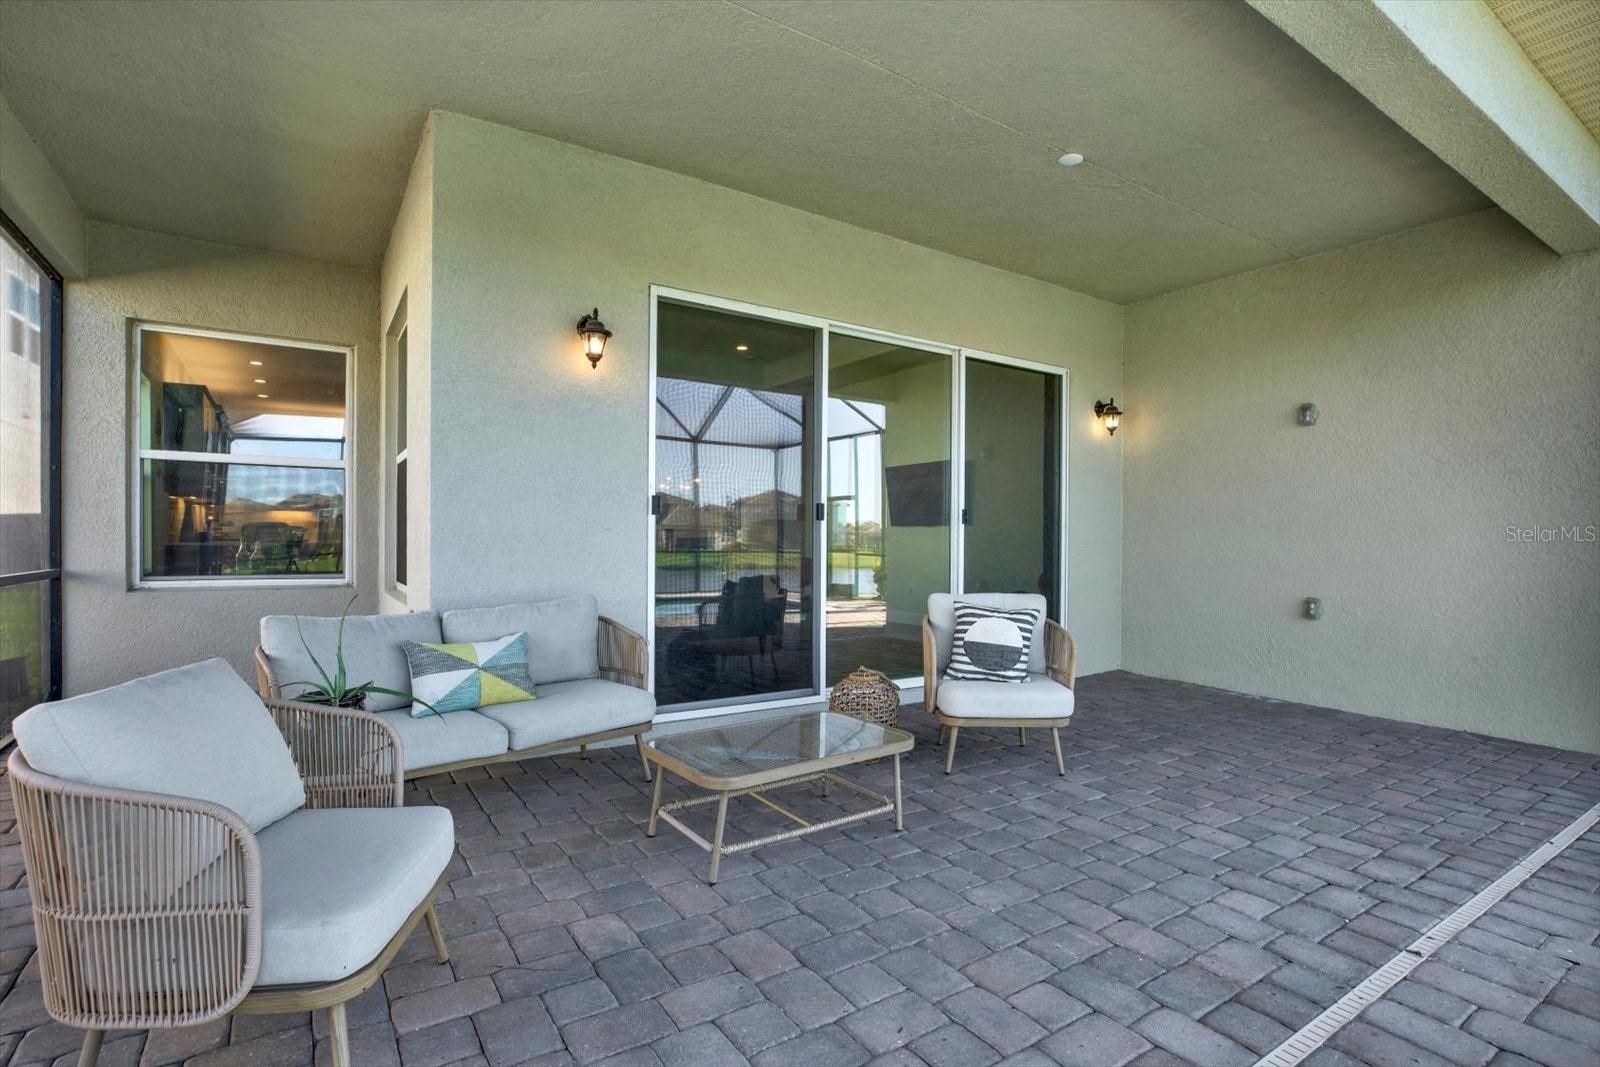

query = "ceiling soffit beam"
[1248,0,1600,255]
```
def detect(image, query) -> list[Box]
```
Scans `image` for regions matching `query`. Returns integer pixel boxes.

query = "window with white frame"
[132,323,352,585]
[391,323,408,590]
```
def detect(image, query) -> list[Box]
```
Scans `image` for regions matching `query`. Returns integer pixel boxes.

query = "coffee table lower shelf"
[646,760,903,883]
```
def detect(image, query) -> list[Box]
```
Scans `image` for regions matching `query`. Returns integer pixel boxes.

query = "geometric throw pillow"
[402,632,536,718]
[945,602,1038,683]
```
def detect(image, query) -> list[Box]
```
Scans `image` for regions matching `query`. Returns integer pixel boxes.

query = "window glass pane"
[1,232,47,573]
[963,360,1062,618]
[139,329,345,461]
[140,460,345,579]
[396,327,407,452]
[0,580,50,733]
[395,457,407,586]
[826,336,950,684]
[654,301,817,708]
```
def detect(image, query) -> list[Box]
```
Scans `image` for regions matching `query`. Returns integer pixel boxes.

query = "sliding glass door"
[650,291,1066,714]
[0,216,63,738]
[962,357,1064,619]
[653,300,818,708]
[826,335,952,685]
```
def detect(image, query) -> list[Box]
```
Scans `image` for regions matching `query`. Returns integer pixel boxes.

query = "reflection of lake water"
[654,565,878,617]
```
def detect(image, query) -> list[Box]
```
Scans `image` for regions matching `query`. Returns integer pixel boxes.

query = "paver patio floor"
[2,671,1597,1066]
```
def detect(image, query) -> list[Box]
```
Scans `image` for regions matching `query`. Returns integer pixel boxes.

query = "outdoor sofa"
[255,593,656,780]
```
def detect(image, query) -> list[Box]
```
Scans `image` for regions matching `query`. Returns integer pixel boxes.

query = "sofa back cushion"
[260,611,442,711]
[13,658,306,831]
[926,593,1049,675]
[442,594,599,685]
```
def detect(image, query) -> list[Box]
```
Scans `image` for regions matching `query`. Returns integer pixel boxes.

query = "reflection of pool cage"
[655,378,809,607]
[826,399,885,599]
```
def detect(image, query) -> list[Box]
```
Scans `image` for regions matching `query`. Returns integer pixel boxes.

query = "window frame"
[127,320,356,590]
[0,207,64,722]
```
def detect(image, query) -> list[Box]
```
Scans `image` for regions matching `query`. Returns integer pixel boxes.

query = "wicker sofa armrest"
[263,697,404,809]
[6,750,262,1029]
[921,616,938,715]
[1045,619,1077,690]
[598,616,648,690]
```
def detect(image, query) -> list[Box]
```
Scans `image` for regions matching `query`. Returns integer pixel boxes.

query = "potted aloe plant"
[286,594,437,715]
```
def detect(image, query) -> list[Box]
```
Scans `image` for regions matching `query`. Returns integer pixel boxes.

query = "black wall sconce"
[576,308,612,369]
[1094,398,1123,436]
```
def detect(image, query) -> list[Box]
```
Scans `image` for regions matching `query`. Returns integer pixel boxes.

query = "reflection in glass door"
[653,301,817,709]
[826,336,951,684]
[962,358,1063,618]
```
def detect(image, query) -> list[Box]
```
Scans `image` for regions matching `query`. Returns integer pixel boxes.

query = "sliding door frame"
[958,349,1070,627]
[648,286,1069,722]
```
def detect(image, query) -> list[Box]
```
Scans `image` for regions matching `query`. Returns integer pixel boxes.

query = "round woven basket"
[828,666,902,729]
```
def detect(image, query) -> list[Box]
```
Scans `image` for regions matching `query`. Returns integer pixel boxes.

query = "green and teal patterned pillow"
[401,631,536,717]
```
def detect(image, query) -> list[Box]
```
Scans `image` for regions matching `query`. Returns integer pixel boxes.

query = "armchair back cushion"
[442,594,600,685]
[260,610,443,711]
[926,593,1049,675]
[12,657,306,832]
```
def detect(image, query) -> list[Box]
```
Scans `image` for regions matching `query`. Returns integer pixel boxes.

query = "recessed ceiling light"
[1057,152,1085,168]
[735,344,749,352]
[257,393,270,399]
[253,378,267,384]
[249,360,264,366]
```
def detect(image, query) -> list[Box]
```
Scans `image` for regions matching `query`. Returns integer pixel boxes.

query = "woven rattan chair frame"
[7,700,449,1067]
[922,614,1078,776]
[254,615,655,781]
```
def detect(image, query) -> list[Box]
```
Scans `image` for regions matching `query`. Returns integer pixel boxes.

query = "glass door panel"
[654,301,817,708]
[826,335,951,684]
[962,359,1062,618]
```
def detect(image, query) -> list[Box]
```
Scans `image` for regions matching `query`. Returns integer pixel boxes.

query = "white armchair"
[8,658,454,1067]
[921,593,1077,775]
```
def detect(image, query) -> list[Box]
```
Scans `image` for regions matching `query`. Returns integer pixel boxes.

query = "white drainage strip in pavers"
[1255,799,1600,1067]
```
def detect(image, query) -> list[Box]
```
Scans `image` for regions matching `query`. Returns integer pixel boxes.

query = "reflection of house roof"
[657,493,731,530]
[732,489,802,519]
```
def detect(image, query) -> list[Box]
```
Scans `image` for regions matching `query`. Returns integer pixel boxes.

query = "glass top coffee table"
[644,710,914,883]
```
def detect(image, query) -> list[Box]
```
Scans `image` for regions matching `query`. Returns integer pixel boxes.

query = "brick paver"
[1,671,1597,1065]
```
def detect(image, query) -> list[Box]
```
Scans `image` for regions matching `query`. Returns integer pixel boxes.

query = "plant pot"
[302,692,367,710]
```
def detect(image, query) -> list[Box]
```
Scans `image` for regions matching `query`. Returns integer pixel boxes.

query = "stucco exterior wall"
[1123,209,1600,752]
[418,111,1126,677]
[0,90,86,277]
[62,222,380,692]
[378,117,435,615]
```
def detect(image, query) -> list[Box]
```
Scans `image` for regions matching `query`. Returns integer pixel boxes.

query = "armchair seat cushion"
[255,806,454,985]
[935,675,1074,721]
[375,709,510,772]
[476,679,654,751]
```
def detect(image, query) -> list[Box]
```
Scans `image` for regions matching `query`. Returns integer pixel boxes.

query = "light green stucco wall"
[1123,209,1600,753]
[420,111,1125,675]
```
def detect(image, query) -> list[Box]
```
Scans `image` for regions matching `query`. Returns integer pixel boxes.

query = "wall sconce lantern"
[1094,398,1123,436]
[576,308,612,368]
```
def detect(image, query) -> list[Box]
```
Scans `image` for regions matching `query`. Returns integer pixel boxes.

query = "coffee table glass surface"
[649,710,911,788]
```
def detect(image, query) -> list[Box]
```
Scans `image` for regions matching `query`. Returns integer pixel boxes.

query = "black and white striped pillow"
[945,602,1039,683]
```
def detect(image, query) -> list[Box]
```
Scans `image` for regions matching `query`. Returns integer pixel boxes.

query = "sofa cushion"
[255,806,454,985]
[927,593,1048,675]
[261,611,442,712]
[935,674,1074,720]
[442,595,600,685]
[475,678,654,752]
[375,709,509,773]
[12,658,305,832]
